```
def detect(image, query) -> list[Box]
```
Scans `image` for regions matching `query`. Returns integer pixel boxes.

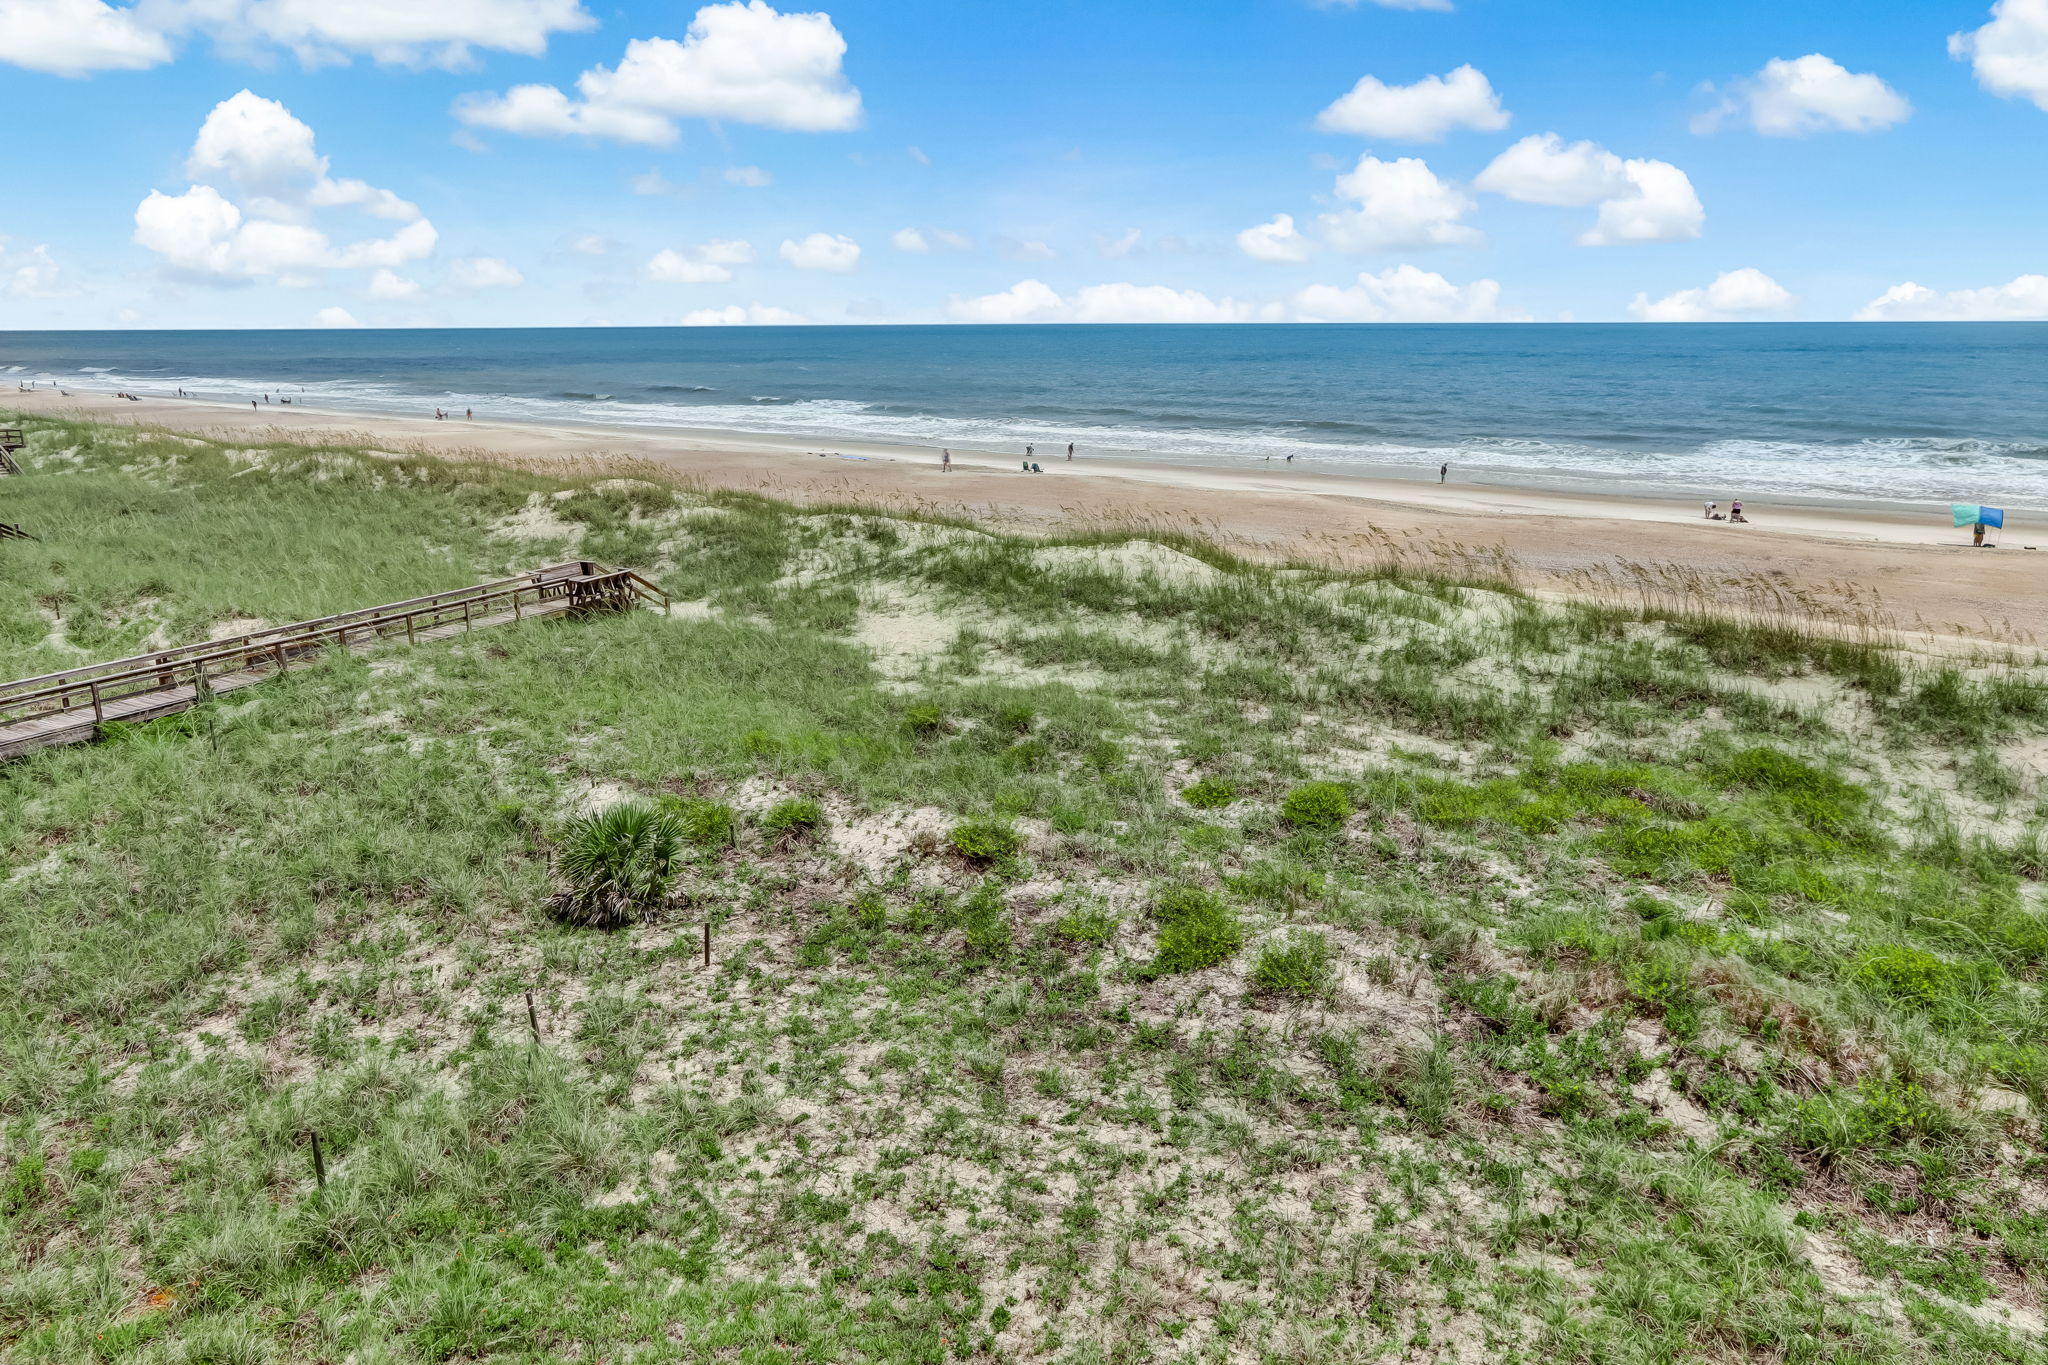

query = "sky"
[1,0,2046,329]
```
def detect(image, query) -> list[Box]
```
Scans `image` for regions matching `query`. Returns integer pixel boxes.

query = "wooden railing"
[0,523,32,541]
[0,560,667,733]
[0,428,21,477]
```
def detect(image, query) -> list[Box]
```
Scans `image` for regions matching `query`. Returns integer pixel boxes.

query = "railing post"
[274,644,288,674]
[406,611,415,644]
[89,681,103,723]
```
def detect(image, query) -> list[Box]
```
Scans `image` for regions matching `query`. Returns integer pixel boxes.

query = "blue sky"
[1,0,2045,328]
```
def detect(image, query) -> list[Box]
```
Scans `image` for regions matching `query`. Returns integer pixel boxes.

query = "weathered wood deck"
[0,560,666,761]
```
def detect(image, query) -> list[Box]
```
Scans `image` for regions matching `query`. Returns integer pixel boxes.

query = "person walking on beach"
[1026,444,1034,461]
[941,448,952,473]
[1067,442,1074,461]
[1439,462,1448,484]
[465,408,472,421]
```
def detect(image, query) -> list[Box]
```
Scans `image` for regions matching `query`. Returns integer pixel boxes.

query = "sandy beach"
[9,386,2042,644]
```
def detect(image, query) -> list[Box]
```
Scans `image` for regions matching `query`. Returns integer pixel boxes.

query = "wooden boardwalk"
[0,428,22,477]
[0,560,666,761]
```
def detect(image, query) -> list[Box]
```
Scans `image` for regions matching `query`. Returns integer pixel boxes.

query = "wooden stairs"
[0,429,22,477]
[0,560,667,761]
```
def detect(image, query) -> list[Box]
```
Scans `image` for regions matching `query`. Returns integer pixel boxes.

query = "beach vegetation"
[2,410,2046,1364]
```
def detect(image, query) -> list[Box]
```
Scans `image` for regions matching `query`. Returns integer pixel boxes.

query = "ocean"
[4,323,2046,506]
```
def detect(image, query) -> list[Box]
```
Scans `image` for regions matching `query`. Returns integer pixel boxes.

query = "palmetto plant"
[549,803,685,929]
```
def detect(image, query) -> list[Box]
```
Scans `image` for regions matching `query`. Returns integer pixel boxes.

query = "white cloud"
[723,165,771,186]
[629,168,683,196]
[0,239,66,298]
[314,305,361,327]
[933,229,973,251]
[1696,55,1911,135]
[779,232,859,272]
[947,279,1065,323]
[646,239,754,283]
[367,268,420,299]
[456,1,861,146]
[1291,264,1525,322]
[1952,0,2048,111]
[1237,213,1311,263]
[1315,65,1509,141]
[1628,268,1794,321]
[134,94,438,284]
[678,302,808,325]
[0,0,169,76]
[945,279,1249,324]
[447,255,523,289]
[1070,283,1250,323]
[1319,155,1480,252]
[995,236,1056,261]
[570,233,612,256]
[1473,133,1702,245]
[891,227,930,254]
[1096,228,1142,258]
[1853,275,2048,321]
[0,0,594,75]
[908,144,930,165]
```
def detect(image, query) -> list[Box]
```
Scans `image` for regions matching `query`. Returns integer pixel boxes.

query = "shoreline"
[8,386,2044,643]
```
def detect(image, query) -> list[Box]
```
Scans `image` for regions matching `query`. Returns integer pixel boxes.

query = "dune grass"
[1,412,2045,1363]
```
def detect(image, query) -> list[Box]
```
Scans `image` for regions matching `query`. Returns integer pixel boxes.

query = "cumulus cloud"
[946,279,1064,323]
[944,280,1250,324]
[646,239,754,283]
[456,1,861,146]
[1628,268,1794,321]
[1319,155,1480,252]
[1315,65,1509,141]
[1951,0,2048,111]
[1853,275,2048,321]
[133,92,437,284]
[314,305,362,327]
[1474,133,1701,245]
[0,239,67,298]
[723,165,771,186]
[447,256,523,289]
[1291,264,1524,322]
[779,232,859,272]
[0,0,169,76]
[678,302,807,325]
[1695,55,1910,135]
[1237,213,1311,263]
[0,0,593,75]
[367,268,420,299]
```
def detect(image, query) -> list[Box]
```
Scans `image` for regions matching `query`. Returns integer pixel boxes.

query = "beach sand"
[10,387,2041,645]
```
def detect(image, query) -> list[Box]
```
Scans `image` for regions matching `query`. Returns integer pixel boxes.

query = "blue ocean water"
[4,323,2047,505]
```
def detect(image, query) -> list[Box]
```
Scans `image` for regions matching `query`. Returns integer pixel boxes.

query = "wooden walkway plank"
[0,562,666,761]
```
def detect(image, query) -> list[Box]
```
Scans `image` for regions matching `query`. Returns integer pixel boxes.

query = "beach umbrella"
[1952,504,2005,529]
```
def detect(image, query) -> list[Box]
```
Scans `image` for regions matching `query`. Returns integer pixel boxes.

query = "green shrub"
[1182,777,1236,809]
[1854,946,1995,1009]
[995,703,1036,733]
[1148,885,1244,975]
[1281,781,1352,831]
[550,803,685,929]
[950,818,1023,863]
[1251,931,1335,998]
[658,796,737,849]
[762,798,825,841]
[1054,905,1118,945]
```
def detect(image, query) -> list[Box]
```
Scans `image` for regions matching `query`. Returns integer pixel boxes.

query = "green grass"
[1,411,2045,1364]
